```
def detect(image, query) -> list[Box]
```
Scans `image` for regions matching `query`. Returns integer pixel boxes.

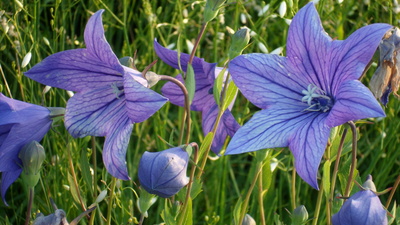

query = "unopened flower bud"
[138,146,189,198]
[18,141,46,188]
[203,0,226,22]
[291,205,308,225]
[242,214,256,225]
[228,28,250,59]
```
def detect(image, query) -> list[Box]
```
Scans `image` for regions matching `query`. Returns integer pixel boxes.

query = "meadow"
[0,0,400,224]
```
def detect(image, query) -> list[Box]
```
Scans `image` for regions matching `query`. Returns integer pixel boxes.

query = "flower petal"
[286,2,333,91]
[123,73,168,123]
[1,169,22,206]
[25,10,123,92]
[326,80,385,128]
[102,117,133,180]
[0,121,51,172]
[328,23,392,93]
[64,83,128,138]
[229,53,305,109]
[202,104,240,154]
[288,113,330,189]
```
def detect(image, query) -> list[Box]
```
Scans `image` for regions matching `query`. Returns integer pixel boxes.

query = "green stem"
[138,213,145,225]
[312,179,324,225]
[67,144,87,213]
[106,177,118,225]
[344,121,357,197]
[258,168,266,225]
[90,137,97,225]
[24,187,34,225]
[238,161,263,224]
[159,75,191,145]
[291,167,296,210]
[187,22,208,68]
[178,143,199,225]
[330,128,348,209]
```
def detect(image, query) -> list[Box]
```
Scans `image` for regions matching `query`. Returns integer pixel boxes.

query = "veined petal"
[1,169,22,206]
[289,113,330,189]
[0,120,51,172]
[286,2,332,91]
[64,84,128,138]
[102,117,133,180]
[0,93,51,125]
[154,40,215,83]
[226,105,309,154]
[124,73,168,123]
[25,49,123,92]
[161,74,215,111]
[202,104,240,154]
[229,54,305,109]
[328,23,392,93]
[326,80,385,128]
[84,10,123,73]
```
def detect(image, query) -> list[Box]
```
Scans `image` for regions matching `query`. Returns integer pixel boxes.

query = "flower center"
[301,84,333,112]
[111,83,124,99]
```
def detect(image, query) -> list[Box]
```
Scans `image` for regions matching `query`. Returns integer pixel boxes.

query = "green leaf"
[233,198,242,225]
[80,149,93,195]
[198,132,214,160]
[190,179,203,199]
[261,153,272,193]
[389,201,396,225]
[67,172,82,205]
[221,80,238,112]
[323,160,331,198]
[185,64,196,105]
[161,200,178,225]
[213,68,226,106]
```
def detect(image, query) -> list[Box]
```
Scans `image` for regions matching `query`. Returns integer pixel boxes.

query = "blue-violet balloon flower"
[225,2,392,189]
[332,175,388,225]
[25,10,168,180]
[0,93,55,205]
[154,41,240,154]
[138,146,189,198]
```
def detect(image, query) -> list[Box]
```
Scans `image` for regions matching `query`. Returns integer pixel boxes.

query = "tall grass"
[0,0,399,224]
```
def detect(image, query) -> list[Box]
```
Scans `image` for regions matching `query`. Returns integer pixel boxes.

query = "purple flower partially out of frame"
[0,93,52,205]
[25,10,168,180]
[138,146,189,198]
[332,176,388,225]
[226,2,391,189]
[154,41,240,154]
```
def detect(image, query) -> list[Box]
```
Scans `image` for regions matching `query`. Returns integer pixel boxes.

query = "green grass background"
[0,0,399,224]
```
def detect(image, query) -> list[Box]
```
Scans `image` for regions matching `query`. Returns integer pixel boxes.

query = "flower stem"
[159,75,191,145]
[187,22,208,67]
[24,187,34,225]
[385,174,400,208]
[197,67,231,178]
[312,179,324,225]
[344,121,357,197]
[238,160,263,225]
[291,167,296,210]
[330,128,348,207]
[89,137,97,225]
[258,169,266,225]
[106,177,117,225]
[67,143,87,213]
[138,213,145,225]
[178,142,199,225]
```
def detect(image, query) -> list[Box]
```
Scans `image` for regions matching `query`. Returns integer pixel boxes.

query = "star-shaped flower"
[225,2,392,188]
[25,10,168,180]
[154,41,240,154]
[0,93,52,205]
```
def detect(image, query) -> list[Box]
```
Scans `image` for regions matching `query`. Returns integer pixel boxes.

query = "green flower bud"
[362,175,377,192]
[203,0,226,22]
[291,205,308,225]
[228,28,251,59]
[18,141,46,188]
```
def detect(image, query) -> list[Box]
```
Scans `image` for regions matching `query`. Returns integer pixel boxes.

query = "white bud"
[258,4,270,17]
[95,190,108,203]
[186,39,194,53]
[279,1,287,18]
[240,13,247,24]
[258,42,269,53]
[21,52,32,68]
[43,37,50,46]
[270,47,283,55]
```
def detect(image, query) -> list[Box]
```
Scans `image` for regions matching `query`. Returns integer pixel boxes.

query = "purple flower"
[225,2,392,189]
[154,41,240,154]
[25,10,168,180]
[332,176,388,225]
[0,93,52,205]
[138,146,189,198]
